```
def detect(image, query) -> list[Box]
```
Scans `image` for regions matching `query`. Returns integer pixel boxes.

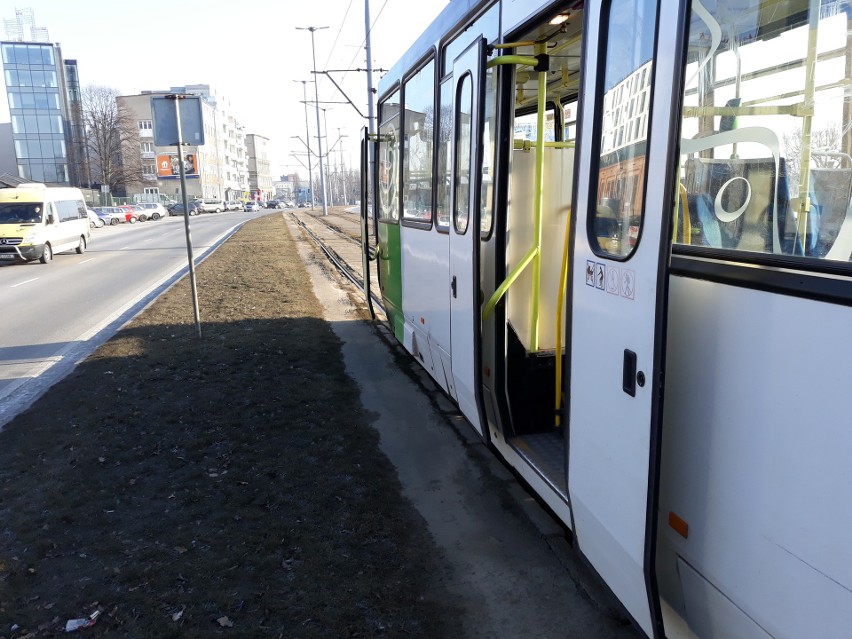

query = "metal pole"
[364,0,376,229]
[300,80,314,209]
[322,108,334,206]
[297,26,329,216]
[338,127,347,206]
[171,96,202,339]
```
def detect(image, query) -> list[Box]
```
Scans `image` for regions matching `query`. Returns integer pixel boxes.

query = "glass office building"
[0,41,76,184]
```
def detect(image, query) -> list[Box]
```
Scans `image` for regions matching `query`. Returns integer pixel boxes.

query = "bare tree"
[81,85,144,195]
[782,123,842,194]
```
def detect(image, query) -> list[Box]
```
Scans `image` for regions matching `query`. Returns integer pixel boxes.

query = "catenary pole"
[364,1,376,224]
[297,26,329,216]
[295,80,315,209]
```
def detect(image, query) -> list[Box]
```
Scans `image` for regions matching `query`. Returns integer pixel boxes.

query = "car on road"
[244,201,262,212]
[137,202,167,220]
[168,202,201,216]
[87,209,104,228]
[225,200,242,211]
[265,200,281,209]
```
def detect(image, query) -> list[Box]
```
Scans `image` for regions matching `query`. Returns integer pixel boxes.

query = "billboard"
[151,95,205,146]
[157,154,199,178]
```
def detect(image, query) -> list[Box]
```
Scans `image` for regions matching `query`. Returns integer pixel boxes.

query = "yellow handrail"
[554,206,572,427]
[482,245,539,319]
[529,41,547,352]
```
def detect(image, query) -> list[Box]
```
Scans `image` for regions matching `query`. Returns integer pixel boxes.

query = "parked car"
[91,207,113,226]
[225,200,242,211]
[93,207,127,225]
[244,201,262,212]
[168,202,201,216]
[117,205,139,224]
[137,202,167,220]
[87,208,104,228]
[191,198,225,213]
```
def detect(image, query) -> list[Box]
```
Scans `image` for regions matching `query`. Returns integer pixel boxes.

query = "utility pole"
[364,1,376,221]
[297,25,329,216]
[294,79,314,209]
[338,127,347,206]
[322,108,334,206]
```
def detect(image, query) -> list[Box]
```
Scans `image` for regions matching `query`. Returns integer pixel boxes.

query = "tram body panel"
[401,227,453,396]
[659,277,852,639]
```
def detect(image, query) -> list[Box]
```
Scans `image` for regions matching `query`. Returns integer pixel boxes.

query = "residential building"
[117,84,250,203]
[273,173,299,202]
[246,134,272,201]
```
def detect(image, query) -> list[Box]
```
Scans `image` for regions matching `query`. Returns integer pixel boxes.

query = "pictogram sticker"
[621,268,635,299]
[606,266,620,295]
[595,263,606,289]
[585,260,595,287]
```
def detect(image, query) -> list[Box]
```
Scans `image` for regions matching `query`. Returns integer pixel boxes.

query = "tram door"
[565,0,680,636]
[449,39,485,437]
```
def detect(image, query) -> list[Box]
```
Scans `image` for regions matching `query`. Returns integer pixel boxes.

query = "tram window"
[673,0,852,263]
[480,63,497,238]
[454,74,473,234]
[378,90,401,223]
[402,59,435,225]
[563,100,578,142]
[514,111,557,143]
[589,0,656,260]
[435,77,453,230]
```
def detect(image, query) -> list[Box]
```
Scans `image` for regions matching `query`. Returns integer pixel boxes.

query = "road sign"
[151,96,205,147]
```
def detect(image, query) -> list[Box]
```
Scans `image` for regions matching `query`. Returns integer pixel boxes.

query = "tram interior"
[498,6,584,493]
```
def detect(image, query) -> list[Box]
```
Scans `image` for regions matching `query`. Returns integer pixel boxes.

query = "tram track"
[287,209,384,316]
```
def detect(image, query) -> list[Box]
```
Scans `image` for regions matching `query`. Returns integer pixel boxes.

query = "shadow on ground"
[0,215,460,638]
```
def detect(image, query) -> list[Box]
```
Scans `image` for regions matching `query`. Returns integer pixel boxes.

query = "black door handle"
[623,349,637,397]
[451,275,457,298]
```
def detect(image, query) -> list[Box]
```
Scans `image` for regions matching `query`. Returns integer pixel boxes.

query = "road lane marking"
[79,258,96,264]
[119,246,129,250]
[11,278,38,288]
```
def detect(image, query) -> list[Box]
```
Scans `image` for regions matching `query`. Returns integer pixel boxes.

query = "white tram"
[360,0,852,636]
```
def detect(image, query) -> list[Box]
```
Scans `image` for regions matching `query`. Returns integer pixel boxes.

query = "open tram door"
[565,0,682,635]
[448,39,487,437]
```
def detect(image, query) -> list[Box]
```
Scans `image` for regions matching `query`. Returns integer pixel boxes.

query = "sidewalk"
[0,213,639,638]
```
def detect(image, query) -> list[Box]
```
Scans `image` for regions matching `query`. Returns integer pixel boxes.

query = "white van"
[0,184,90,264]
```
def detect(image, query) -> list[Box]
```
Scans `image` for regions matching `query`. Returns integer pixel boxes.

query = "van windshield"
[0,203,43,224]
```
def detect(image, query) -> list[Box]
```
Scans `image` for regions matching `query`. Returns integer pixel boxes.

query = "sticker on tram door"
[620,269,635,300]
[586,260,596,287]
[596,263,606,290]
[606,266,620,295]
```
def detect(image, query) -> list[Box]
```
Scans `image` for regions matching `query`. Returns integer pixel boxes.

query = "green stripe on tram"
[378,221,404,342]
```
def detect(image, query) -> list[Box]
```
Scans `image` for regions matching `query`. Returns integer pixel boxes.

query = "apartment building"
[117,84,250,203]
[246,133,273,201]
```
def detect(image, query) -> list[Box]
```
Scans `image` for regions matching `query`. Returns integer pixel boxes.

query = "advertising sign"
[157,154,199,178]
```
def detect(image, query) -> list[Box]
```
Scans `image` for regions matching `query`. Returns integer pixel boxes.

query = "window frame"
[400,52,437,232]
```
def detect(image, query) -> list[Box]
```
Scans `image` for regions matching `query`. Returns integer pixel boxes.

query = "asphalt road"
[0,208,274,428]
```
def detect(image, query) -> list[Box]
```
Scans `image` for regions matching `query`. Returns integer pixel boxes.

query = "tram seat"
[683,157,791,253]
[808,167,852,259]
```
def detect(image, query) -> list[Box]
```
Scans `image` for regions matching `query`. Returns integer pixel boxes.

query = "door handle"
[623,349,637,397]
[451,275,457,298]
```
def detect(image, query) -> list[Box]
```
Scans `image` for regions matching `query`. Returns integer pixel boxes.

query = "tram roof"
[378,0,486,97]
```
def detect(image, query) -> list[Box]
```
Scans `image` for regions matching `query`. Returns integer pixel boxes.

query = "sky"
[10,0,451,177]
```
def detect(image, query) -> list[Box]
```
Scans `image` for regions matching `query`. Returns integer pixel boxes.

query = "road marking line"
[119,246,129,250]
[79,258,96,264]
[11,278,38,288]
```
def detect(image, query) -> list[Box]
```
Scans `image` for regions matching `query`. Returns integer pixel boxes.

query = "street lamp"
[296,25,329,216]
